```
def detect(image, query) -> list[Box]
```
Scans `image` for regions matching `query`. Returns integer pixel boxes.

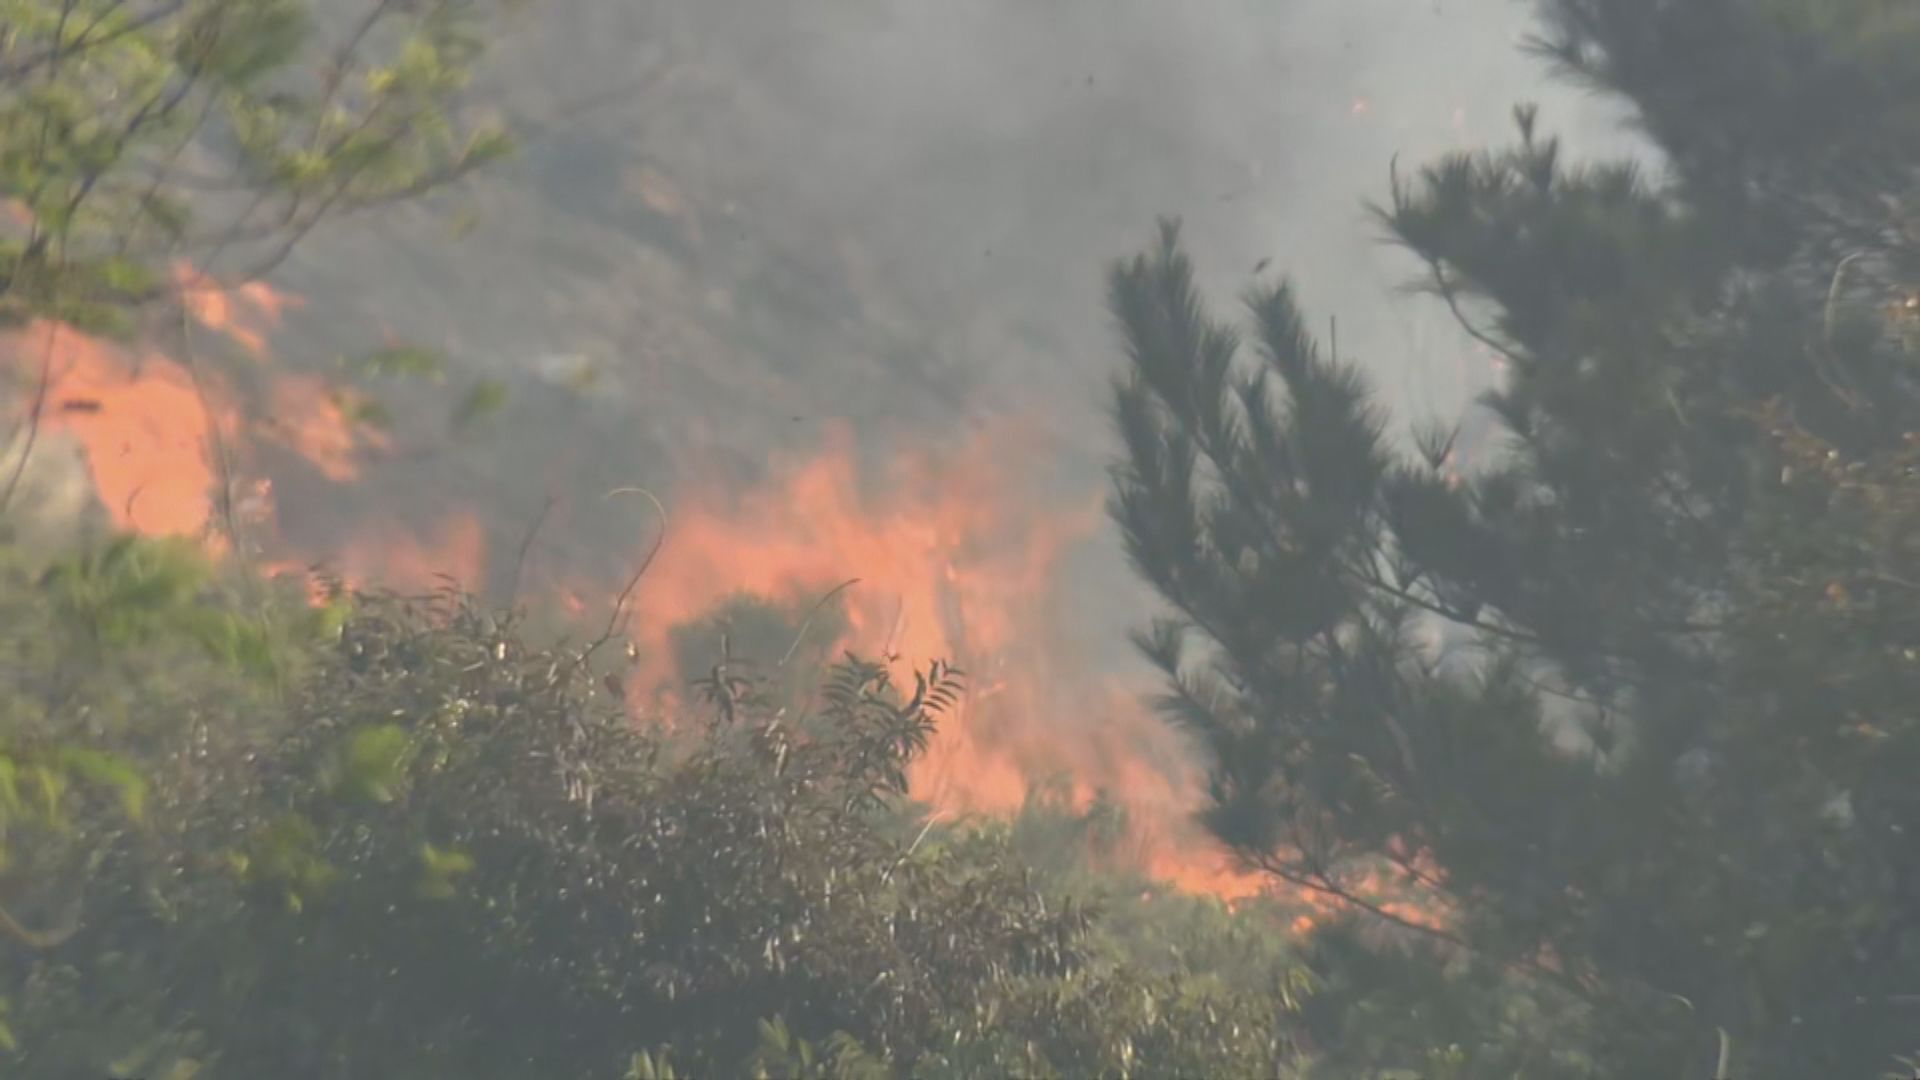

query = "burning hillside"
[2,278,375,547]
[1,276,1460,931]
[607,415,1271,898]
[1,293,1268,895]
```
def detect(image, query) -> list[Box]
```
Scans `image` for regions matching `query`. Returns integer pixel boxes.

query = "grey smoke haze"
[266,0,1643,668]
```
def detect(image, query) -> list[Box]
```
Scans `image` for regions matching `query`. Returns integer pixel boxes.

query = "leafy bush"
[0,538,1305,1078]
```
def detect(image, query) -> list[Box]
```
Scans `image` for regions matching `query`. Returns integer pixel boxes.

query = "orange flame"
[178,270,301,360]
[8,322,235,541]
[615,417,1458,920]
[617,416,1270,898]
[264,373,382,484]
[5,280,1446,920]
[329,511,488,595]
[3,276,378,557]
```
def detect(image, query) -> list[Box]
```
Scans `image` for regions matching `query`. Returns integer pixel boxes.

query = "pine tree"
[1107,1,1920,1074]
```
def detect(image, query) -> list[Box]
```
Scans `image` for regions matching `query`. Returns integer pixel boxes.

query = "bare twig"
[881,812,946,885]
[503,493,557,609]
[1255,848,1595,1003]
[0,896,80,950]
[580,486,667,665]
[0,0,179,82]
[311,0,405,144]
[114,92,222,261]
[57,50,205,232]
[778,577,861,668]
[1427,259,1530,370]
[509,66,683,149]
[1255,850,1471,949]
[1814,250,1870,408]
[17,0,85,264]
[0,319,62,517]
[178,302,243,558]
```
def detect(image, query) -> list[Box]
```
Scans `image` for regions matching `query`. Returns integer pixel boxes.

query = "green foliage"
[666,591,853,712]
[330,386,394,431]
[43,745,147,824]
[0,741,145,869]
[38,535,282,674]
[0,566,1307,1078]
[224,812,336,913]
[625,1048,684,1080]
[326,723,416,804]
[348,342,449,381]
[0,534,329,905]
[749,1016,892,1080]
[1105,2,1920,1074]
[450,377,510,433]
[0,0,518,355]
[0,0,518,334]
[414,840,474,900]
[30,533,341,684]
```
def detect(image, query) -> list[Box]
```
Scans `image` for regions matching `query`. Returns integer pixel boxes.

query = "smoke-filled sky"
[0,0,1666,890]
[265,0,1644,666]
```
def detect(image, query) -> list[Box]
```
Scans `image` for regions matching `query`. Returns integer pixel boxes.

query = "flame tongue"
[1,287,1330,907]
[1,274,420,587]
[9,321,234,543]
[619,415,1270,898]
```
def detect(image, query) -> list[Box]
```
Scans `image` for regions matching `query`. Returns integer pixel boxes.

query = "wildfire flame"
[180,276,298,360]
[616,418,1269,897]
[3,276,1449,924]
[10,320,239,542]
[1,270,411,582]
[617,422,1466,926]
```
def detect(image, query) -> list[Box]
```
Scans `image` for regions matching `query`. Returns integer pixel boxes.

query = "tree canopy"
[0,3,1321,1077]
[0,547,1317,1078]
[9,0,1920,1076]
[1108,0,1920,1075]
[0,0,515,336]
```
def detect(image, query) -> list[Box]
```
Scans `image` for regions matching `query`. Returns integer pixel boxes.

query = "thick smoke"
[262,0,1639,661]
